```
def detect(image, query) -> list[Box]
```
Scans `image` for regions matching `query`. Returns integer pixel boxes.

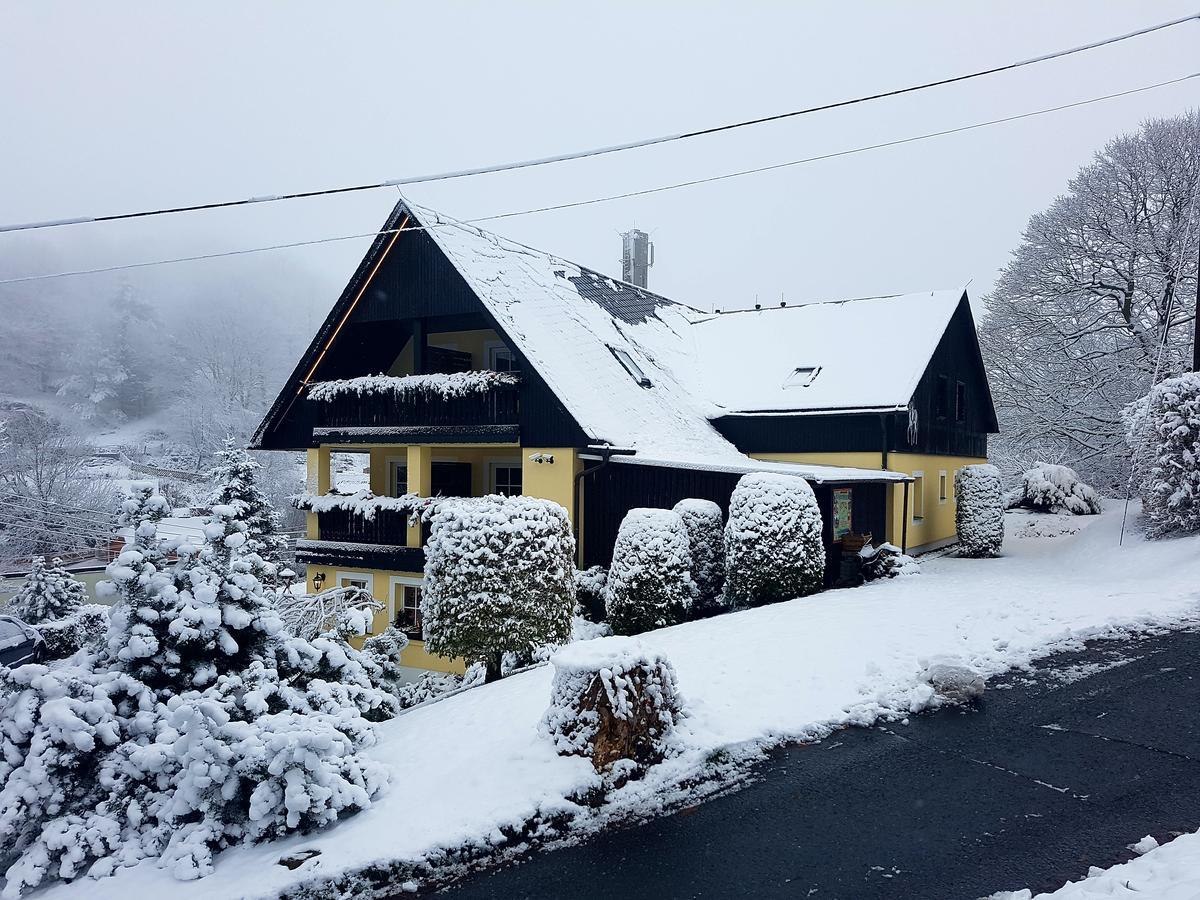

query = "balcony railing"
[309,373,520,432]
[313,506,411,544]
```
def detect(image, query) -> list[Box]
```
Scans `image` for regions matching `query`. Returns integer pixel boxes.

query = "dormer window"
[783,366,822,389]
[608,346,652,388]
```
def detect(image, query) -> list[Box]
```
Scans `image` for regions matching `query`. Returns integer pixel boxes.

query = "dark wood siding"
[713,413,888,454]
[581,462,888,587]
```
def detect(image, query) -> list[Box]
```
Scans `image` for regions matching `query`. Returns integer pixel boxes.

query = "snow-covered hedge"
[605,508,693,635]
[672,498,726,615]
[724,472,825,606]
[5,555,86,623]
[574,565,608,623]
[1009,463,1102,515]
[1135,372,1200,537]
[955,464,1004,557]
[539,636,685,775]
[422,495,575,682]
[33,604,109,659]
[307,371,519,402]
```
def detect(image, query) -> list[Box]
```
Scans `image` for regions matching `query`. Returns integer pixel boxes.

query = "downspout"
[573,449,613,565]
[879,413,890,470]
[901,479,910,554]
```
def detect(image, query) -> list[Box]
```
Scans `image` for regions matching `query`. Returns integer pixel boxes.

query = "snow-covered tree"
[605,508,693,636]
[5,556,86,622]
[724,472,825,606]
[205,442,287,561]
[955,464,1005,557]
[980,112,1199,489]
[672,498,726,615]
[1135,372,1200,537]
[422,495,575,682]
[1010,463,1102,515]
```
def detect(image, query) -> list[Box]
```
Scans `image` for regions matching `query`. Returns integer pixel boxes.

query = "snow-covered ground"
[991,831,1200,898]
[35,506,1200,899]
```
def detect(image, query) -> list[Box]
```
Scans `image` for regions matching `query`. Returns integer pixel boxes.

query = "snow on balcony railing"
[293,490,443,523]
[307,371,520,402]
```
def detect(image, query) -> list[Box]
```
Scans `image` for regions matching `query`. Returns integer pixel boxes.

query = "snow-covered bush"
[206,442,287,562]
[672,498,726,615]
[859,543,920,580]
[277,584,381,641]
[574,565,608,623]
[422,495,575,682]
[724,472,825,606]
[955,464,1005,557]
[393,670,465,710]
[5,556,87,623]
[1134,373,1200,537]
[1010,463,1102,515]
[539,636,685,776]
[605,508,693,636]
[33,604,110,659]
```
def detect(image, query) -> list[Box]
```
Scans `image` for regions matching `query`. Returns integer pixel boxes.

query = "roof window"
[608,345,652,388]
[782,366,822,389]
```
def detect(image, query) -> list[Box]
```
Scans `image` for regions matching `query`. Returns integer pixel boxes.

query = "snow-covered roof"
[601,451,912,484]
[682,290,966,415]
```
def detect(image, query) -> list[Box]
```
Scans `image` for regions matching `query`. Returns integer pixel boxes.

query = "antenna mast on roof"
[621,228,653,288]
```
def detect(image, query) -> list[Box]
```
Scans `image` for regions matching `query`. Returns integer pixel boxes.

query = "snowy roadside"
[33,506,1200,900]
[988,830,1200,898]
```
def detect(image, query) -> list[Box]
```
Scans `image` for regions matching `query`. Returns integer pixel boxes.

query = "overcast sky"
[1,1,1197,319]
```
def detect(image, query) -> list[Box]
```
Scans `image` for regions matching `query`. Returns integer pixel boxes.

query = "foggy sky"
[1,1,1197,321]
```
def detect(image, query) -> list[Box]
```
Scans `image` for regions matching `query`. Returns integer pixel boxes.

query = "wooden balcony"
[310,376,520,444]
[295,503,432,573]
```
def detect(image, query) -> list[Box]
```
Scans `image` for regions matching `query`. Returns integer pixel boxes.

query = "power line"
[0,12,1196,237]
[1,72,1195,288]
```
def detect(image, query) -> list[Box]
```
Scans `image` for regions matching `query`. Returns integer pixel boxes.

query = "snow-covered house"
[253,199,996,675]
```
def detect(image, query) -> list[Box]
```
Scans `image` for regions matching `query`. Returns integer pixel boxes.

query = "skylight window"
[608,345,652,388]
[783,366,822,389]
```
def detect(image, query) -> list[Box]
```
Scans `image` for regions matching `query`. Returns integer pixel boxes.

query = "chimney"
[621,229,653,289]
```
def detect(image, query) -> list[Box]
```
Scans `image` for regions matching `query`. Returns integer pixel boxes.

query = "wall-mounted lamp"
[312,571,326,591]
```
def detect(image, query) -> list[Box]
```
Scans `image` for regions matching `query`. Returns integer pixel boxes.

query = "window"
[955,382,967,423]
[491,463,523,496]
[337,573,374,633]
[388,460,408,496]
[487,343,518,373]
[935,375,949,419]
[938,471,948,504]
[911,472,925,521]
[390,578,423,636]
[607,345,651,387]
[782,366,822,389]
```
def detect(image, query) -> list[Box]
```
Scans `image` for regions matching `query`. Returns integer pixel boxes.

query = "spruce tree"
[206,442,286,562]
[6,556,86,623]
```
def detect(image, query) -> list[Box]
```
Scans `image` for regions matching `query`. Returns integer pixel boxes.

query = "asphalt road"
[440,629,1200,900]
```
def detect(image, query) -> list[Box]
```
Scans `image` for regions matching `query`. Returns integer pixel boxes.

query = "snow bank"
[307,371,518,401]
[36,505,1200,900]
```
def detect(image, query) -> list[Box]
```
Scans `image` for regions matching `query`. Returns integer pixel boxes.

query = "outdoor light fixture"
[312,571,326,590]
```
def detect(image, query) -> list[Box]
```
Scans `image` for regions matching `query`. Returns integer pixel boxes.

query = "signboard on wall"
[833,487,852,539]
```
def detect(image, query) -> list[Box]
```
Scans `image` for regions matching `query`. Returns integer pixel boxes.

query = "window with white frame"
[486,343,518,373]
[390,577,423,636]
[911,472,925,521]
[491,461,523,496]
[388,459,408,496]
[938,470,948,504]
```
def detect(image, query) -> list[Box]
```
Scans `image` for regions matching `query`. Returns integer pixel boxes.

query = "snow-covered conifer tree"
[672,498,726,615]
[955,464,1004,557]
[724,472,825,606]
[605,508,693,635]
[1138,372,1200,537]
[422,496,575,682]
[6,556,86,623]
[205,442,287,561]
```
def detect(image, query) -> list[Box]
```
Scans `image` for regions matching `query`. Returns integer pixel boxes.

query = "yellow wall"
[305,563,466,675]
[750,451,987,552]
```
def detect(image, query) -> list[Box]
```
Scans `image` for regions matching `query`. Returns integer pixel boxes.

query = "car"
[0,615,44,667]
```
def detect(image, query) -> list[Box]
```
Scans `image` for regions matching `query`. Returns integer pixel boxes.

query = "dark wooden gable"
[711,293,998,458]
[252,201,588,450]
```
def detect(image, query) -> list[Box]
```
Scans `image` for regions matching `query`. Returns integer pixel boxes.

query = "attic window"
[608,345,652,388]
[783,366,822,389]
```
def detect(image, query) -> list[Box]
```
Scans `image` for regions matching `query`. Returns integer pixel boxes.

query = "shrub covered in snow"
[859,543,920,580]
[955,464,1005,557]
[1010,463,1102,515]
[1134,373,1200,537]
[724,472,825,606]
[574,565,608,623]
[422,495,575,682]
[5,556,87,623]
[605,508,693,636]
[672,498,726,615]
[205,442,287,562]
[539,636,685,775]
[33,604,110,659]
[393,670,465,710]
